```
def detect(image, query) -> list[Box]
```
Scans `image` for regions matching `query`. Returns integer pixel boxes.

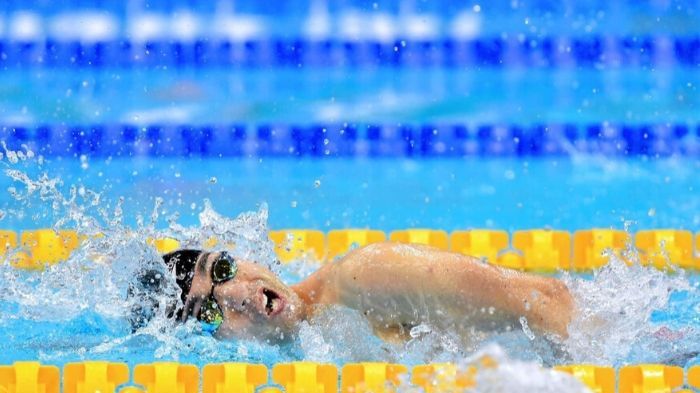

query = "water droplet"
[290,200,298,208]
[519,316,535,341]
[648,208,656,217]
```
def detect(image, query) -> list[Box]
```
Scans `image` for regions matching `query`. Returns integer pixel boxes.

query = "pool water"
[0,68,698,125]
[0,154,699,372]
[2,1,700,389]
[4,155,700,231]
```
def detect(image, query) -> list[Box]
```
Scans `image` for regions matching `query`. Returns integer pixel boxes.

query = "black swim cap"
[127,249,202,331]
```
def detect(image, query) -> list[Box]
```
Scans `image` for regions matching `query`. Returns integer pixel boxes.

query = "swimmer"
[130,242,573,343]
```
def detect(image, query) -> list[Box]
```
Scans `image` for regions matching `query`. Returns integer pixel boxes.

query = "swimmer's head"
[130,249,306,342]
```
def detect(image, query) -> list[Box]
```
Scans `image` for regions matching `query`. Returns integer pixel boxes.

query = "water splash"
[465,344,589,393]
[563,246,697,365]
[0,149,279,362]
[0,148,697,372]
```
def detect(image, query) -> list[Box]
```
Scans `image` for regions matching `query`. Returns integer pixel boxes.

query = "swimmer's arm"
[321,242,573,338]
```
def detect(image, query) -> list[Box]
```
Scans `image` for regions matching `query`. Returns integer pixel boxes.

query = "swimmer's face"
[197,253,305,341]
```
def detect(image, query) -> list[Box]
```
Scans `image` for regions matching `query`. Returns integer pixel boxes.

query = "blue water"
[4,156,700,231]
[0,68,698,125]
[0,153,698,369]
[1,0,700,378]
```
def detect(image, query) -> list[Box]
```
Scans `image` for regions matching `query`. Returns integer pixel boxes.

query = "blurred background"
[0,0,698,231]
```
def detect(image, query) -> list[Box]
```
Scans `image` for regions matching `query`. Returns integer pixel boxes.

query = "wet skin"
[183,242,574,342]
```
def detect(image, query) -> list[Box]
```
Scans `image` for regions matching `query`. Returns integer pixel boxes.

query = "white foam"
[170,11,201,42]
[122,106,198,125]
[468,345,589,393]
[212,15,267,41]
[338,10,366,41]
[303,0,331,40]
[450,11,482,39]
[563,251,694,364]
[400,14,440,40]
[48,12,119,42]
[370,13,398,43]
[127,13,168,42]
[9,11,43,41]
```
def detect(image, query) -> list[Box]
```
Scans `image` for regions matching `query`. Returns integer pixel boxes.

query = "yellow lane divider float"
[389,229,449,250]
[3,228,700,273]
[3,362,700,393]
[341,363,406,393]
[572,230,629,272]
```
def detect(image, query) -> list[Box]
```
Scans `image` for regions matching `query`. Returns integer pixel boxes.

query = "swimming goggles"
[211,251,238,283]
[200,251,238,329]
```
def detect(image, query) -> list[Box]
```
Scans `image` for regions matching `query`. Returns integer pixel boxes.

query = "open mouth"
[260,287,285,317]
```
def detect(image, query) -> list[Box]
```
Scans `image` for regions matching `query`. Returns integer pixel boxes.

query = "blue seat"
[36,126,73,156]
[645,124,683,156]
[43,39,72,67]
[216,41,234,66]
[73,42,96,67]
[207,124,248,156]
[398,40,426,66]
[193,40,215,66]
[674,37,700,66]
[228,41,250,66]
[120,125,141,157]
[621,36,655,66]
[171,42,194,67]
[368,41,396,66]
[520,37,554,67]
[513,125,540,155]
[477,125,516,155]
[528,124,578,155]
[473,38,504,66]
[572,37,603,66]
[279,39,303,66]
[315,124,358,156]
[289,125,324,156]
[71,126,104,155]
[113,40,135,67]
[92,125,132,157]
[142,125,188,156]
[32,125,52,154]
[137,41,171,67]
[181,125,211,156]
[585,124,626,155]
[443,39,472,67]
[308,40,336,67]
[416,41,443,66]
[0,126,31,152]
[622,124,654,155]
[420,124,470,156]
[343,41,387,67]
[367,124,417,157]
[6,41,42,67]
[245,40,276,67]
[256,124,298,156]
